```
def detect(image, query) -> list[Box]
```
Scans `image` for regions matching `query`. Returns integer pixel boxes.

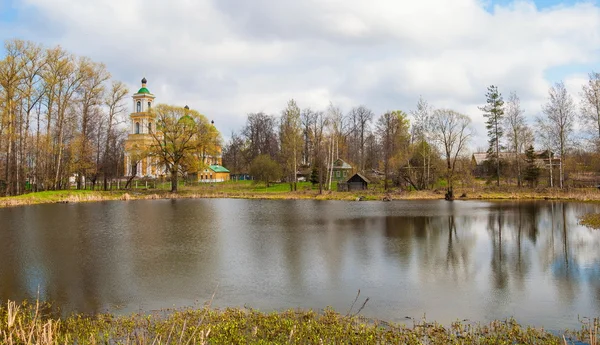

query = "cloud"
[3,0,600,148]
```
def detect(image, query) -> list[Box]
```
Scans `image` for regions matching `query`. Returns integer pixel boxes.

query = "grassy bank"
[579,213,600,230]
[0,300,597,345]
[3,182,600,208]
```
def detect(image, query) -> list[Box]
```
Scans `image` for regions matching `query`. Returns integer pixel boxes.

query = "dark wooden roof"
[347,172,370,183]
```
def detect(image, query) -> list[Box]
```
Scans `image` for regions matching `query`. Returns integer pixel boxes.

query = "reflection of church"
[123,78,230,182]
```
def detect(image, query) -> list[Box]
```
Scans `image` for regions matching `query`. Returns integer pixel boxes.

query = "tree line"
[481,76,600,189]
[0,39,129,196]
[223,75,600,194]
[222,99,474,195]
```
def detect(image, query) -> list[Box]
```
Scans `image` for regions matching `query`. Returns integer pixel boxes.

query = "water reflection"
[0,199,599,329]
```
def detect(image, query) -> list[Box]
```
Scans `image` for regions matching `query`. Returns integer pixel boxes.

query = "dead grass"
[2,185,600,209]
[1,300,597,345]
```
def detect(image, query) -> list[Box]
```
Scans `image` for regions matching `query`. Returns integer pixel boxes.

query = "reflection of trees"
[443,215,477,283]
[485,203,543,293]
[4,199,600,319]
[385,213,477,284]
[488,209,508,290]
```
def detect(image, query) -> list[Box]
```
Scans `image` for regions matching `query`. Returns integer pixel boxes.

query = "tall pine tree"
[479,85,504,186]
[524,145,540,187]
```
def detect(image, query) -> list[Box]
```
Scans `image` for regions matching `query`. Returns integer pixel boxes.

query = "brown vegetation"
[0,300,597,344]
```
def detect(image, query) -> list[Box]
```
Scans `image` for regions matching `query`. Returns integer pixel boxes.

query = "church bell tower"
[124,77,158,177]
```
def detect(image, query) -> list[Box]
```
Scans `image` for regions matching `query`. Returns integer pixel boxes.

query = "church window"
[148,101,151,109]
[148,122,152,132]
[137,101,141,112]
[135,122,140,134]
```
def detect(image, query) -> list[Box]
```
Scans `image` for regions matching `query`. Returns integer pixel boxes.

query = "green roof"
[333,159,352,169]
[178,114,195,125]
[209,165,230,173]
[137,87,151,94]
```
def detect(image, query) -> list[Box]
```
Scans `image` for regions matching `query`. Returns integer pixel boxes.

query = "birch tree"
[102,80,128,190]
[504,91,530,187]
[0,40,27,195]
[411,96,433,189]
[279,99,302,191]
[581,72,600,146]
[326,103,343,190]
[539,81,576,189]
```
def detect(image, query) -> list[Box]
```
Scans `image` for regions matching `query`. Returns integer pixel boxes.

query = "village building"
[331,159,353,182]
[471,150,560,178]
[338,173,370,191]
[123,78,229,182]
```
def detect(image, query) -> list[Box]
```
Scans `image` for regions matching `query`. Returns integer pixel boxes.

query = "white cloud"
[5,0,600,148]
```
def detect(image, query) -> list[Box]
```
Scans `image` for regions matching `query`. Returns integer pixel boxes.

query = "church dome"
[178,105,193,124]
[138,77,150,94]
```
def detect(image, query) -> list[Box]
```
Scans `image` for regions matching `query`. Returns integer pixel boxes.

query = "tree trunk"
[171,168,178,193]
[548,150,554,188]
[495,122,500,187]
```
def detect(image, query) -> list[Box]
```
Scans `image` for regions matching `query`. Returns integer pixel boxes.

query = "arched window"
[148,122,152,132]
[137,101,141,112]
[135,122,140,134]
[148,101,151,109]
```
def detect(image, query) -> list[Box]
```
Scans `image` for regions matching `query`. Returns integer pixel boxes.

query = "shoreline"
[2,187,600,208]
[1,300,596,344]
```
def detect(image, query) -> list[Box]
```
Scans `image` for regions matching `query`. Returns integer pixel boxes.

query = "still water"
[1,199,599,329]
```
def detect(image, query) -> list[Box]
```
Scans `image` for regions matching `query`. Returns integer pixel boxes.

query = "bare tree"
[279,99,302,191]
[326,103,343,190]
[376,110,410,190]
[539,81,576,189]
[300,108,315,165]
[581,72,600,146]
[504,91,530,187]
[310,110,328,193]
[75,59,109,189]
[430,109,471,200]
[0,40,27,195]
[102,80,128,190]
[222,131,247,178]
[411,96,433,189]
[242,112,278,162]
[347,105,374,171]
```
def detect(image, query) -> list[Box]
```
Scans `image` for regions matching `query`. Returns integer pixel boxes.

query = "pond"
[1,199,599,330]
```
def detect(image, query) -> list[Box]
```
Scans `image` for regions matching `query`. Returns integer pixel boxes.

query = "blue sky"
[0,0,599,148]
[0,0,16,22]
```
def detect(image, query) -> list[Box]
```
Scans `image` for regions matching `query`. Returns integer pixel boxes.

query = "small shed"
[338,172,370,191]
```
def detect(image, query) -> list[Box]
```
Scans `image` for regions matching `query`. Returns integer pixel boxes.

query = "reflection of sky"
[553,258,600,281]
[1,199,600,330]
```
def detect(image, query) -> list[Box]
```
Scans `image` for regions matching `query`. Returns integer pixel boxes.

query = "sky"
[1,0,599,149]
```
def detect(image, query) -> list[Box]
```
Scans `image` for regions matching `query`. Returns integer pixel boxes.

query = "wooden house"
[338,173,370,191]
[197,165,230,182]
[331,159,353,182]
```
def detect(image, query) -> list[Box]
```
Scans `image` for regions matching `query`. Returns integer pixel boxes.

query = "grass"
[0,300,597,345]
[579,213,600,229]
[3,182,600,208]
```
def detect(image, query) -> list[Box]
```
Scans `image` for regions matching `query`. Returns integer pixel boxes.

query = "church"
[123,78,230,182]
